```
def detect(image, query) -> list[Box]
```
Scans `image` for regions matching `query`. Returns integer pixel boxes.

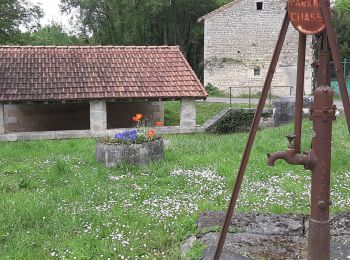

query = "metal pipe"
[294,33,307,152]
[320,0,350,134]
[213,11,290,259]
[306,17,335,259]
[267,149,315,170]
[307,85,335,260]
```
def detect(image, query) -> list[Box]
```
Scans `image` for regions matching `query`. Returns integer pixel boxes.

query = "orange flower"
[133,116,140,122]
[146,129,156,138]
[155,121,163,127]
[136,114,143,120]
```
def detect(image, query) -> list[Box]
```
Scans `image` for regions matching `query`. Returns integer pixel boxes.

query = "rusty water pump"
[213,0,350,259]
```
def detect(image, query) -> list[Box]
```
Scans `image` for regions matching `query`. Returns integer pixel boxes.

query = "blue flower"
[115,130,138,142]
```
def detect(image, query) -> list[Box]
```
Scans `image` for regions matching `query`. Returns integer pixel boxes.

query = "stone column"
[180,98,196,128]
[0,103,4,134]
[90,100,107,132]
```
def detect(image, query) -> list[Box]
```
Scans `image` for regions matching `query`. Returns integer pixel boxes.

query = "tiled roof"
[198,0,240,22]
[0,45,207,102]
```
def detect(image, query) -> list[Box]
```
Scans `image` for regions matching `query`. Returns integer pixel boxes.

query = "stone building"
[0,45,207,140]
[198,0,314,96]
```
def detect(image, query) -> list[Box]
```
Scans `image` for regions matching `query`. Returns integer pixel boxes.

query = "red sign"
[288,0,325,35]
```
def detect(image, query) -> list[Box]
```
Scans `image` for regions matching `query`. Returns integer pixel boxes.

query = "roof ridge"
[198,0,240,22]
[0,45,180,49]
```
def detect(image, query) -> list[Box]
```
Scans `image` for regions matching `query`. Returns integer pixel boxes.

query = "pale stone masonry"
[180,99,197,128]
[199,0,313,96]
[90,101,107,132]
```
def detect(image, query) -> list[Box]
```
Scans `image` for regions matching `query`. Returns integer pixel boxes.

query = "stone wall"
[2,101,164,133]
[203,0,313,96]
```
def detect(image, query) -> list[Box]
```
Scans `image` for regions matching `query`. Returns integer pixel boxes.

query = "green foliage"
[335,0,350,12]
[184,240,206,259]
[205,83,226,96]
[0,0,42,44]
[0,117,350,258]
[333,8,350,59]
[60,0,231,77]
[215,109,255,134]
[164,101,230,126]
[26,24,85,45]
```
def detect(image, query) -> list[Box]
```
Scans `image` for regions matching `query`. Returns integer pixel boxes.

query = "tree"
[0,0,43,44]
[335,0,350,12]
[333,0,350,59]
[21,23,86,46]
[333,10,350,58]
[60,0,230,78]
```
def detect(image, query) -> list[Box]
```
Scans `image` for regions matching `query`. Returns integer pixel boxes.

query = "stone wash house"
[199,0,313,96]
[0,46,207,140]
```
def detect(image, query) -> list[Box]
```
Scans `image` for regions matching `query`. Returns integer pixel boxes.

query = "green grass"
[1,117,350,258]
[164,101,257,126]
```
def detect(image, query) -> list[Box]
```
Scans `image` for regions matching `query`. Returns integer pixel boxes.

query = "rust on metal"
[215,1,350,259]
[294,32,307,152]
[307,84,335,260]
[288,0,325,35]
[213,11,291,260]
[320,0,350,134]
[306,28,335,259]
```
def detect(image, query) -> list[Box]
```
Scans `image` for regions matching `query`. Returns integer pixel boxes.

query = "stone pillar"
[90,100,107,132]
[180,98,196,128]
[0,103,4,134]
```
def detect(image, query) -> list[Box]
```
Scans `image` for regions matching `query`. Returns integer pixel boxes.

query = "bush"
[214,109,272,134]
[205,83,224,96]
[215,109,255,134]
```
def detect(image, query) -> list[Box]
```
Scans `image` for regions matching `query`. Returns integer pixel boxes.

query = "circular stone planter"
[96,138,164,167]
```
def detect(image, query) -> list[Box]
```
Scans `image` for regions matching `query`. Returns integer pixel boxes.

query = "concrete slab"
[0,126,205,142]
[195,211,350,259]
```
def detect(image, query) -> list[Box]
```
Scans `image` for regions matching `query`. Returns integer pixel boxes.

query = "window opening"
[254,68,261,76]
[256,2,263,10]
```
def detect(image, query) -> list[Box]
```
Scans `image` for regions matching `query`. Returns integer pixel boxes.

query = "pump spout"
[267,150,315,170]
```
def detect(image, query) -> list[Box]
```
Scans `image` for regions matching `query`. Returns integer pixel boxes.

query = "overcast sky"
[29,0,76,31]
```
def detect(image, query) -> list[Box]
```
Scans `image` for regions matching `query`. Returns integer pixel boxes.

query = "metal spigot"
[286,135,296,149]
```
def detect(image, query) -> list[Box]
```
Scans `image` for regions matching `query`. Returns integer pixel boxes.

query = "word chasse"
[289,11,323,23]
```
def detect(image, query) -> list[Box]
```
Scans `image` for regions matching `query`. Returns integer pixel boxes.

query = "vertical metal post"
[229,87,232,108]
[320,0,350,134]
[213,12,290,259]
[307,30,334,260]
[294,33,307,152]
[269,88,272,106]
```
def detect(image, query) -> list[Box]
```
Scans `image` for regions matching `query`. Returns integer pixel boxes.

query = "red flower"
[146,129,156,138]
[133,116,140,122]
[136,114,143,120]
[155,121,163,127]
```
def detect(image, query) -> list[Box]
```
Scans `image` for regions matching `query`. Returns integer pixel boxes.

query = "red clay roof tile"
[0,45,207,102]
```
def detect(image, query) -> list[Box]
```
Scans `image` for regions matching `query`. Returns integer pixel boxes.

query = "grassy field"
[164,101,229,126]
[164,101,257,126]
[1,117,350,259]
